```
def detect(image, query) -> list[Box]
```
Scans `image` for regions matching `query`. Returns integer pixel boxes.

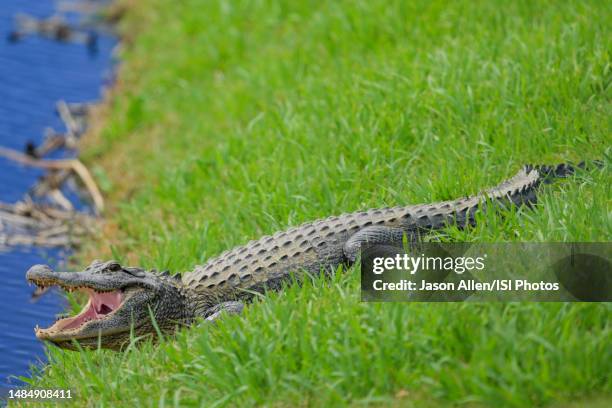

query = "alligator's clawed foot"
[343,226,408,263]
[205,301,245,323]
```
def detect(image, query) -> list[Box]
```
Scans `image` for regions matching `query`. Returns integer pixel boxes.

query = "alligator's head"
[26,260,189,351]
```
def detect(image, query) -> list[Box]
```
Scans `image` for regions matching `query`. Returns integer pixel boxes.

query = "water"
[0,0,116,388]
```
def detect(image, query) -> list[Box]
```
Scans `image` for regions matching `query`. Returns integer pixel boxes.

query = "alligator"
[26,162,595,350]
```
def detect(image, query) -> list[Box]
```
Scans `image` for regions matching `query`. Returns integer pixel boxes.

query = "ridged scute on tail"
[527,160,602,184]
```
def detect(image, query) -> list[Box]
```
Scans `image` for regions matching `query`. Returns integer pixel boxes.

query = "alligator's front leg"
[204,301,245,322]
[343,226,412,263]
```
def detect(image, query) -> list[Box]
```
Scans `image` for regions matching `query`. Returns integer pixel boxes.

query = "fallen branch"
[48,189,74,211]
[31,169,71,197]
[11,13,98,48]
[0,200,98,249]
[0,146,104,213]
[0,200,96,226]
[57,100,86,141]
[57,0,106,15]
[35,129,70,156]
[0,233,75,248]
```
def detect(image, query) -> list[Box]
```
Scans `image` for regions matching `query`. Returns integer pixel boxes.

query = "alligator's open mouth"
[30,282,124,338]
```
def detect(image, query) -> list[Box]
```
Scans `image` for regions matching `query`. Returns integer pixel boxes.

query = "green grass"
[21,0,611,406]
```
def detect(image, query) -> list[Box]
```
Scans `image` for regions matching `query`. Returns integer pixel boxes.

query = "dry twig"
[0,200,97,248]
[0,146,104,213]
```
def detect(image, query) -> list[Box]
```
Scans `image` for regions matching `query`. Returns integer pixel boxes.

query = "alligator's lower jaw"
[35,288,123,340]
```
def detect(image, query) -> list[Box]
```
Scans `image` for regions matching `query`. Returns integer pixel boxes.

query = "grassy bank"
[25,0,610,406]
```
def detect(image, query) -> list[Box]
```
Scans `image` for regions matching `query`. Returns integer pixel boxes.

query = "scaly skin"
[26,162,589,350]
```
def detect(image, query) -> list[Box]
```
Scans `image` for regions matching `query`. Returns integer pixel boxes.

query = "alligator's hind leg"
[205,301,245,322]
[343,226,411,263]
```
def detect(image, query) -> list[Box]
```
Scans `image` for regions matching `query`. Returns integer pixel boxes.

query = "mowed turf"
[22,0,610,406]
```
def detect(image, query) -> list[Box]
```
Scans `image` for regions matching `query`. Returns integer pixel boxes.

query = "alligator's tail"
[350,159,602,236]
[527,160,603,184]
[468,159,603,224]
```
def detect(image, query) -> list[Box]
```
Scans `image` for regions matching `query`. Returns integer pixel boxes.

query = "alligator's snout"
[26,264,57,287]
[27,264,54,277]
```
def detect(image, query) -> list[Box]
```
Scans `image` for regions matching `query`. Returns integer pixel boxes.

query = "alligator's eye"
[106,262,122,272]
[86,259,104,270]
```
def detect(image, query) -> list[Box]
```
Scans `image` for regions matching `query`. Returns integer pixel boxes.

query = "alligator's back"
[182,165,550,301]
[184,206,408,295]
